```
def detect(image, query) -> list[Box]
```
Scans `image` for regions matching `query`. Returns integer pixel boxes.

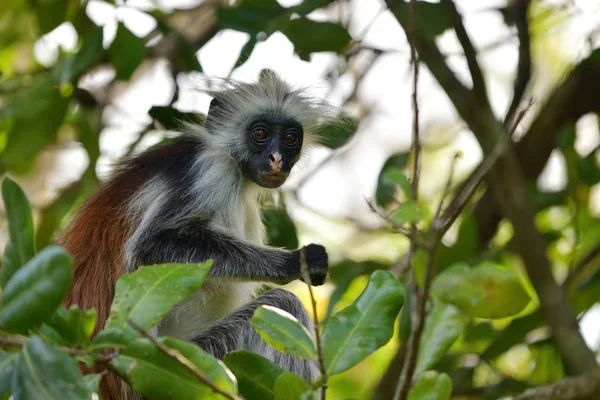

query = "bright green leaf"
[389,201,427,225]
[0,246,72,333]
[480,311,541,361]
[109,22,146,80]
[263,208,299,249]
[432,262,531,319]
[223,351,284,400]
[12,336,92,400]
[416,303,467,373]
[1,177,35,284]
[273,371,310,400]
[0,352,16,396]
[251,305,316,359]
[113,337,237,400]
[407,371,452,400]
[322,270,404,375]
[376,152,410,208]
[104,261,212,334]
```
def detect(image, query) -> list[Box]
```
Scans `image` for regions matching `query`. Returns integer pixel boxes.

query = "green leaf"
[383,168,413,199]
[0,246,72,333]
[389,201,427,225]
[61,25,104,84]
[35,0,69,34]
[293,0,336,16]
[576,149,600,186]
[273,371,310,400]
[251,305,316,359]
[318,116,357,150]
[480,311,541,361]
[217,0,284,35]
[376,152,410,208]
[390,2,452,39]
[148,106,204,131]
[45,305,97,346]
[280,18,351,59]
[82,374,101,395]
[0,352,16,396]
[223,351,284,400]
[416,303,467,373]
[113,337,237,400]
[0,73,70,174]
[1,242,20,290]
[1,177,35,283]
[398,281,414,342]
[104,262,212,334]
[12,336,92,400]
[263,208,299,249]
[407,371,452,400]
[321,270,404,375]
[109,22,146,80]
[432,262,531,319]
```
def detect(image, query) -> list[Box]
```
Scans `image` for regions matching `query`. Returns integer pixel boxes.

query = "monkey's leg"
[191,288,318,381]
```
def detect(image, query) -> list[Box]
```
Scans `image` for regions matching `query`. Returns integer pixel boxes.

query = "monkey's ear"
[205,98,222,133]
[259,69,278,84]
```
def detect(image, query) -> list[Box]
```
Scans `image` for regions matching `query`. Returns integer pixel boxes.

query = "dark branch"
[514,368,600,400]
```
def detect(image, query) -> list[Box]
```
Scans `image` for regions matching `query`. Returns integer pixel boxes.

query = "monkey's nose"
[269,152,282,172]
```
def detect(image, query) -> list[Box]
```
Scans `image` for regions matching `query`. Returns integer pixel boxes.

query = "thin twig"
[432,101,532,235]
[504,0,532,127]
[393,0,421,398]
[443,0,488,104]
[299,248,328,400]
[128,320,241,400]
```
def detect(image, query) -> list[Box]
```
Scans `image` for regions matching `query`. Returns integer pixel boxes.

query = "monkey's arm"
[126,220,328,285]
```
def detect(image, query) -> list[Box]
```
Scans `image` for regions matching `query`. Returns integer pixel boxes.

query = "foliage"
[1,0,600,399]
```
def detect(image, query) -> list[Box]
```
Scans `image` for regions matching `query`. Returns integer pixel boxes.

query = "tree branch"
[504,0,532,127]
[513,368,600,400]
[387,0,598,375]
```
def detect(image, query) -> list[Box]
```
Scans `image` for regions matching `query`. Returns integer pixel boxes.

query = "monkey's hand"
[296,244,328,286]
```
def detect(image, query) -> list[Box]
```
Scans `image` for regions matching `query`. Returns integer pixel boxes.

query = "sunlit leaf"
[389,201,427,225]
[223,351,284,400]
[322,270,404,375]
[113,337,237,400]
[251,305,316,359]
[383,168,413,199]
[407,371,452,400]
[432,262,531,319]
[103,262,212,334]
[480,311,541,361]
[273,371,310,400]
[45,305,97,346]
[0,246,72,333]
[416,303,467,373]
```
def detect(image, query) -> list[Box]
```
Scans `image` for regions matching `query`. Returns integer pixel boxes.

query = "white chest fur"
[157,184,266,340]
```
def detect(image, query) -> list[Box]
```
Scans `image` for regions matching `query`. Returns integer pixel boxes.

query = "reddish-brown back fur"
[61,139,197,400]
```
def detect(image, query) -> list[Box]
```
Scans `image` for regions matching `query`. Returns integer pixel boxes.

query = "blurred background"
[1,0,600,398]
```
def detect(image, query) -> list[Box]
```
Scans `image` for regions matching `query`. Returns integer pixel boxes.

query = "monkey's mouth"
[257,171,289,188]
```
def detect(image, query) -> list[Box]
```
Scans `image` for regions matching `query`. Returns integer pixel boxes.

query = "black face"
[243,115,303,188]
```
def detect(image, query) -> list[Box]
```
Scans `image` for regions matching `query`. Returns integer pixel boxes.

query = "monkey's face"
[243,116,303,189]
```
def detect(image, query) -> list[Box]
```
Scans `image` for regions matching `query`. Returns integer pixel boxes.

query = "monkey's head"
[202,70,331,189]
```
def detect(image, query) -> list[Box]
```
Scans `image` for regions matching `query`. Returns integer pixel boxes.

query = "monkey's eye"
[252,129,269,142]
[283,133,298,146]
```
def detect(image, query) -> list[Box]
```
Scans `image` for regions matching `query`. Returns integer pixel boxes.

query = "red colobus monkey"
[62,72,330,400]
